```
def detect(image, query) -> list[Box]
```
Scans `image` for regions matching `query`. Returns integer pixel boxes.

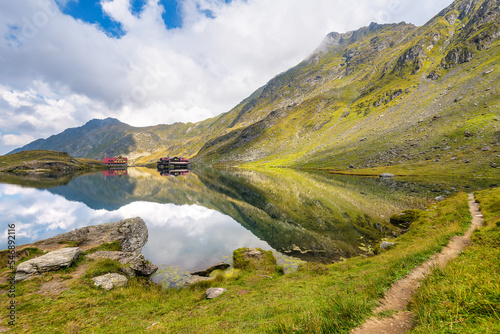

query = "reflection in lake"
[0,167,462,274]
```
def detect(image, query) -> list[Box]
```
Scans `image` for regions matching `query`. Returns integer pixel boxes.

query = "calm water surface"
[1,167,481,282]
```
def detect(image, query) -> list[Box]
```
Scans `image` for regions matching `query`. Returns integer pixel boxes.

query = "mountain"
[9,0,500,175]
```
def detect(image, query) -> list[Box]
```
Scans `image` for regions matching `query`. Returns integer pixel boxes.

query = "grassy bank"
[0,190,486,333]
[0,150,105,175]
[409,187,500,333]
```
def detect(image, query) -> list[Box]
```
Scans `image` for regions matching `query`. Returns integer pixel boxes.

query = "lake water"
[1,167,487,285]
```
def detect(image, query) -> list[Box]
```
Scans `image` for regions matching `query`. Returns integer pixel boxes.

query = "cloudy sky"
[0,0,454,155]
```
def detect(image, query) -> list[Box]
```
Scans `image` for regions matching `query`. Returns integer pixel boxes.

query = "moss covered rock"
[233,248,283,275]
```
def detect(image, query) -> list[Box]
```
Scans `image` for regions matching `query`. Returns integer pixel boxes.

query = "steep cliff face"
[9,0,500,173]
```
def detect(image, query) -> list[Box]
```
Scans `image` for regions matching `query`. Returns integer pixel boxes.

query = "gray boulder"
[93,273,128,291]
[15,247,82,281]
[206,287,227,299]
[86,251,158,276]
[184,275,215,286]
[34,217,148,254]
[379,173,395,178]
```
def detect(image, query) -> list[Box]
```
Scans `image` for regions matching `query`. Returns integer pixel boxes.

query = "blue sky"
[0,0,454,155]
[59,0,184,37]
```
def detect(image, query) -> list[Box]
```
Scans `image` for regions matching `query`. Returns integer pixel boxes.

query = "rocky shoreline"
[13,218,159,288]
[9,217,242,294]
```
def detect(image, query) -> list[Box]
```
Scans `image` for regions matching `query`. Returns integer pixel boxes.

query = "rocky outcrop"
[393,45,426,74]
[93,273,128,290]
[15,247,82,281]
[441,47,475,69]
[86,251,158,276]
[34,217,148,254]
[16,218,157,281]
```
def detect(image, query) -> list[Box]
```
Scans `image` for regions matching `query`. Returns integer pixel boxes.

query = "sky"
[0,0,454,155]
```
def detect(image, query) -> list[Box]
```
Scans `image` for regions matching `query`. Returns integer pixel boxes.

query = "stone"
[435,196,445,202]
[86,251,158,276]
[93,273,128,291]
[245,248,263,258]
[184,275,215,286]
[190,262,230,277]
[34,217,148,254]
[15,247,82,281]
[379,173,395,178]
[206,287,227,299]
[380,241,397,250]
[121,267,136,277]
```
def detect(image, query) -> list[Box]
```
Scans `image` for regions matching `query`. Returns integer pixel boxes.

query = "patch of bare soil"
[350,193,484,334]
[39,275,68,296]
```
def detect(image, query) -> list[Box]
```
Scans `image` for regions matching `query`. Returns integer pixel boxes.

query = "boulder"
[93,273,128,291]
[34,217,148,254]
[206,287,227,299]
[380,241,397,250]
[15,247,82,281]
[184,275,215,286]
[190,262,230,277]
[86,251,158,276]
[379,173,395,178]
[435,196,445,202]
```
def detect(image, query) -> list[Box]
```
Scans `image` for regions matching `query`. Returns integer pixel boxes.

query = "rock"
[427,71,441,80]
[380,241,397,250]
[206,287,227,299]
[190,262,230,277]
[379,173,395,178]
[435,196,445,202]
[245,248,263,258]
[184,275,215,286]
[34,217,148,254]
[93,273,128,291]
[121,267,136,277]
[15,247,82,281]
[86,251,158,276]
[441,47,474,69]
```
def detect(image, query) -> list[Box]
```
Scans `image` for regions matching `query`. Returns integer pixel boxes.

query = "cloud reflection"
[0,184,271,271]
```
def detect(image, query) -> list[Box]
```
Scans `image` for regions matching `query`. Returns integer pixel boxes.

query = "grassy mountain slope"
[8,0,500,175]
[195,0,500,177]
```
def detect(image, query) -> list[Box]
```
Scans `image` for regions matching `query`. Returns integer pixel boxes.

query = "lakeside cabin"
[103,156,128,167]
[157,157,190,168]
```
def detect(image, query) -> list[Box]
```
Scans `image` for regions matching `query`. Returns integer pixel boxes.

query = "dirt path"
[350,193,484,334]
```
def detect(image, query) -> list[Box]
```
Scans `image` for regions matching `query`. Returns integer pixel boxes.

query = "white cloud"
[0,0,454,154]
[1,134,36,146]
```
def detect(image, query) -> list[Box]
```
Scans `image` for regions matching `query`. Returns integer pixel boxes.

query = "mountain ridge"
[8,0,500,176]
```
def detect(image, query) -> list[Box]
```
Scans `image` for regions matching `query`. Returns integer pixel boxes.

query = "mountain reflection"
[1,167,440,267]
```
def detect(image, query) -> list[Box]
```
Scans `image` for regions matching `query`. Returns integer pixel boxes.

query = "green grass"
[83,241,122,255]
[0,150,105,175]
[409,187,500,334]
[0,190,478,333]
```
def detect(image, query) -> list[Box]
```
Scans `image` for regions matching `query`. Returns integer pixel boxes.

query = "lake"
[0,167,487,286]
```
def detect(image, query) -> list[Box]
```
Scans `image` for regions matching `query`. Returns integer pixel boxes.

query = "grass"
[83,241,122,255]
[0,150,105,175]
[0,190,479,333]
[409,187,500,334]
